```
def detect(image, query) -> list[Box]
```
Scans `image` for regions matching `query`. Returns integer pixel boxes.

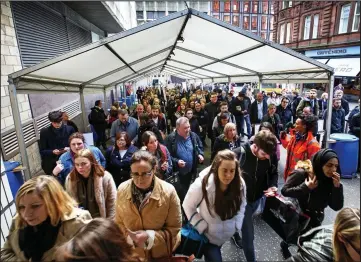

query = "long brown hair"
[69,149,105,181]
[202,150,243,221]
[55,218,139,261]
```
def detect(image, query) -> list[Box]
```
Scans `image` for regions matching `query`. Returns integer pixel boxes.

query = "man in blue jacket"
[323,98,345,134]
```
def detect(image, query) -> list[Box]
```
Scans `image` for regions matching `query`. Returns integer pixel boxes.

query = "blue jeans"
[242,198,261,262]
[244,115,252,137]
[203,243,222,262]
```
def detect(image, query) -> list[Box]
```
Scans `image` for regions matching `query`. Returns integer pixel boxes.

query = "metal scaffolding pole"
[79,88,88,132]
[325,74,335,148]
[258,75,263,91]
[8,79,31,180]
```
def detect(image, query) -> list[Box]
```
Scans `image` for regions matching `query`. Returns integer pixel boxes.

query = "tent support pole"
[325,74,335,148]
[258,75,263,91]
[8,79,31,181]
[79,88,88,133]
[103,88,107,112]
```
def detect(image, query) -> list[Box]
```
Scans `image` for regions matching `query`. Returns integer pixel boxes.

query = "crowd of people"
[1,83,359,262]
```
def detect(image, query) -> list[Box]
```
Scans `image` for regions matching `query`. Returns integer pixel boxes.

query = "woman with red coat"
[280,114,320,181]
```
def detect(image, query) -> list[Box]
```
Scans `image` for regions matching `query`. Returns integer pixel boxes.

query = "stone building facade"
[1,1,42,175]
[273,1,360,51]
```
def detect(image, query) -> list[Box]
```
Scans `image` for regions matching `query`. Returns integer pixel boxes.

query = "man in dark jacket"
[291,90,302,123]
[334,89,350,116]
[39,111,75,175]
[349,104,360,138]
[250,92,268,135]
[262,103,282,139]
[164,117,204,203]
[90,100,107,149]
[232,89,251,137]
[194,101,209,146]
[323,98,345,134]
[296,89,319,117]
[204,92,220,149]
[277,97,293,128]
[232,130,279,261]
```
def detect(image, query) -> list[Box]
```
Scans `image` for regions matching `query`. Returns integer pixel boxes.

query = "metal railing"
[1,99,81,161]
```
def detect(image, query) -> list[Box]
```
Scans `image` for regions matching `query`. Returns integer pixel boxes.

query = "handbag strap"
[188,196,204,224]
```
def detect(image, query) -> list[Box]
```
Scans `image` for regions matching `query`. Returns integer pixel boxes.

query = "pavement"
[195,101,360,261]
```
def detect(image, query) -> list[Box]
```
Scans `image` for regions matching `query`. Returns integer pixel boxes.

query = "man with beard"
[323,98,345,134]
[296,89,319,117]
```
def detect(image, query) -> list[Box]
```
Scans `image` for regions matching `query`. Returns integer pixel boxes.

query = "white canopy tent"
[7,8,335,180]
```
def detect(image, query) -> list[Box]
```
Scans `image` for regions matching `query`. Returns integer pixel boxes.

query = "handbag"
[176,209,209,259]
[262,194,310,244]
[151,228,195,262]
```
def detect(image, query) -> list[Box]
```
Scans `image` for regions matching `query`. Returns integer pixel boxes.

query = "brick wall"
[1,1,42,176]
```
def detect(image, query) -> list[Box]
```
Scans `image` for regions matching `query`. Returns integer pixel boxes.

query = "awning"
[317,58,360,77]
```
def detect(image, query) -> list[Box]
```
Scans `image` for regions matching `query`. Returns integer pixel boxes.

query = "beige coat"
[65,171,117,219]
[115,177,182,261]
[0,208,91,261]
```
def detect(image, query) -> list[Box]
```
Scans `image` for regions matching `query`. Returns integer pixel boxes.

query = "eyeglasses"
[130,171,153,179]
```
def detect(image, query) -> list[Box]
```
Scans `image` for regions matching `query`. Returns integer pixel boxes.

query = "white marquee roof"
[9,8,334,93]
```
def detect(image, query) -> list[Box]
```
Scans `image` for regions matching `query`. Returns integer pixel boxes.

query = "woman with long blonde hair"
[65,148,117,219]
[0,176,91,261]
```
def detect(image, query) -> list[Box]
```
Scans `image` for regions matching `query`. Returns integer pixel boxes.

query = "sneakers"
[231,232,243,249]
[280,241,292,259]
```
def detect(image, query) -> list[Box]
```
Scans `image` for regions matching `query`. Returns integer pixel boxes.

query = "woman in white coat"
[183,149,247,262]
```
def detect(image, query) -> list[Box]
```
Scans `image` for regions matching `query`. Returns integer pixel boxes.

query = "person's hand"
[53,149,62,155]
[332,172,341,188]
[178,160,186,168]
[305,176,318,190]
[64,147,70,152]
[161,161,168,171]
[198,155,204,163]
[52,162,64,176]
[264,187,277,197]
[280,131,287,140]
[127,229,149,248]
[141,146,147,151]
[243,110,248,115]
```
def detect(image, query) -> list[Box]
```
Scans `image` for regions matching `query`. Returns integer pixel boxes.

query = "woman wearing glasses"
[115,150,182,260]
[65,149,117,219]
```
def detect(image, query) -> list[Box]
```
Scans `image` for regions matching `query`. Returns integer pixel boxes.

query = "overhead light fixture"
[177,36,184,43]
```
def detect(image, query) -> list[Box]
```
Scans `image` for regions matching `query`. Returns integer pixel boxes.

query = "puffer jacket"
[0,208,91,261]
[183,166,247,246]
[115,177,182,260]
[281,129,320,181]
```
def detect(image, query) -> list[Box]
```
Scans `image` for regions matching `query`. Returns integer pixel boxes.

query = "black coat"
[341,98,350,116]
[64,120,78,132]
[89,107,107,131]
[189,117,201,136]
[250,100,268,124]
[105,145,138,187]
[261,113,282,137]
[136,121,164,148]
[276,105,293,127]
[350,112,360,138]
[39,124,75,175]
[281,169,343,222]
[204,101,220,129]
[212,134,242,160]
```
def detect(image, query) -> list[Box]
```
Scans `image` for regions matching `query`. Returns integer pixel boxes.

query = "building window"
[232,1,239,12]
[224,14,231,24]
[339,4,351,34]
[251,15,258,30]
[261,15,268,30]
[244,1,250,12]
[232,15,240,26]
[261,31,267,39]
[312,14,319,39]
[252,1,258,13]
[262,1,268,14]
[280,23,285,44]
[304,15,311,40]
[224,1,231,12]
[270,31,274,41]
[270,16,274,30]
[213,1,220,12]
[213,14,220,20]
[352,2,360,32]
[282,1,292,9]
[136,11,144,20]
[286,22,292,43]
[243,15,250,29]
